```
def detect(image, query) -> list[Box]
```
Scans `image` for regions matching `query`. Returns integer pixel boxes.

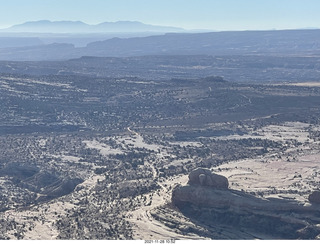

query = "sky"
[0,0,319,31]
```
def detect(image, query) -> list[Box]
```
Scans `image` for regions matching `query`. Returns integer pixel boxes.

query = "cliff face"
[172,168,320,240]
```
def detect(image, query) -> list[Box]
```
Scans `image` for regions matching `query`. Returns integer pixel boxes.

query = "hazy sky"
[0,0,319,30]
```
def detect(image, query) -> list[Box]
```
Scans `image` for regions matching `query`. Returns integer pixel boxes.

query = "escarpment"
[171,168,320,240]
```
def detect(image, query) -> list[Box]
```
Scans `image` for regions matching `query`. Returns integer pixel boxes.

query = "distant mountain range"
[0,29,320,61]
[1,20,185,33]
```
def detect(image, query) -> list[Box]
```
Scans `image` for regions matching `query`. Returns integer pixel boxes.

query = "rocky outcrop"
[308,191,320,204]
[171,168,320,239]
[0,162,39,180]
[42,178,83,198]
[0,162,83,202]
[172,184,305,211]
[187,168,228,189]
[297,225,320,240]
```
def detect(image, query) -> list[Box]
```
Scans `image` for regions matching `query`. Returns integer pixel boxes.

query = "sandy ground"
[290,82,320,87]
[2,122,319,240]
[3,173,104,240]
[126,174,207,240]
[5,200,75,240]
[212,152,320,203]
[126,121,320,239]
[126,149,320,240]
[124,129,206,240]
[217,122,311,143]
[209,122,320,203]
[83,140,124,156]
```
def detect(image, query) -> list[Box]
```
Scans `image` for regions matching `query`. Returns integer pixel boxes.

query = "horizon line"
[0,19,319,33]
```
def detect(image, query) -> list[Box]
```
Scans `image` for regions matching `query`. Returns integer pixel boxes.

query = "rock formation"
[187,168,229,189]
[308,191,320,204]
[171,168,320,239]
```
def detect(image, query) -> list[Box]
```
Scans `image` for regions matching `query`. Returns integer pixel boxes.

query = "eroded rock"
[171,168,320,239]
[309,191,320,204]
[188,168,228,189]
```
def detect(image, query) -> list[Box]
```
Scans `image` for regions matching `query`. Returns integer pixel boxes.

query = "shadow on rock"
[171,168,320,240]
